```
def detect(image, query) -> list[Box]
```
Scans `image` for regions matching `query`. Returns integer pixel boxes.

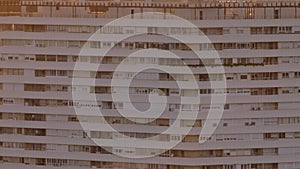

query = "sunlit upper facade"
[0,0,300,169]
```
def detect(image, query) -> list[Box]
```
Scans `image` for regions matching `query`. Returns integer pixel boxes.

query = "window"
[199,11,203,20]
[79,56,89,62]
[282,72,289,78]
[90,42,98,48]
[251,27,263,34]
[237,43,249,49]
[170,135,181,141]
[264,133,285,139]
[102,42,111,48]
[26,6,37,13]
[278,26,292,34]
[245,8,254,19]
[130,9,134,18]
[46,159,68,167]
[35,70,45,77]
[57,70,67,76]
[69,145,89,152]
[57,41,67,47]
[240,75,248,79]
[224,104,230,110]
[8,56,18,60]
[36,55,45,61]
[3,98,14,104]
[222,58,233,65]
[4,69,24,76]
[274,9,279,19]
[251,88,278,95]
[72,56,78,62]
[113,102,123,109]
[25,55,35,61]
[200,89,212,94]
[46,55,56,62]
[279,117,300,124]
[236,29,244,34]
[262,57,278,65]
[3,142,24,149]
[46,70,56,76]
[282,90,290,94]
[35,40,47,48]
[181,120,201,127]
[57,55,67,62]
[68,41,80,48]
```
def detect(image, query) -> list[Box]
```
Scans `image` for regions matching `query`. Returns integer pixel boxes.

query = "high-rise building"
[0,0,300,169]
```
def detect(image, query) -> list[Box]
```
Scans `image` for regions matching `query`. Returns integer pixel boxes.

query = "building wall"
[0,0,300,169]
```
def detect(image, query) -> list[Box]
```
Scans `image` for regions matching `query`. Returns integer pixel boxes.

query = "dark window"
[240,75,248,79]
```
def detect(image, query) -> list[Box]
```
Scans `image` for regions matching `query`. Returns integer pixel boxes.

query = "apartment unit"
[0,0,300,169]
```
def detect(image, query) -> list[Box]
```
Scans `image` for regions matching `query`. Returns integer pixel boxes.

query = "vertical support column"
[199,8,203,20]
[224,6,226,19]
[194,7,196,20]
[117,6,119,18]
[131,9,134,19]
[279,7,281,19]
[274,7,279,19]
[50,3,53,17]
[72,6,76,18]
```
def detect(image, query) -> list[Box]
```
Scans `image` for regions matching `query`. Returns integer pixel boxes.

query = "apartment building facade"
[0,0,300,169]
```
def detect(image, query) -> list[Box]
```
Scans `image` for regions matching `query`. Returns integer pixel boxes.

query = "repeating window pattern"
[0,1,299,169]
